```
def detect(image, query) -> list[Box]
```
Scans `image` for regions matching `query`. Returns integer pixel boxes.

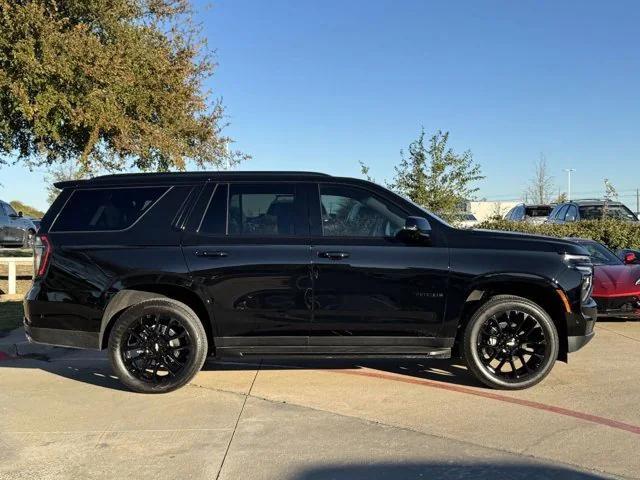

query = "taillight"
[34,234,52,277]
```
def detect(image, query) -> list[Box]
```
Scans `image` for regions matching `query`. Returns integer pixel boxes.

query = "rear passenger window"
[228,184,297,236]
[52,187,167,232]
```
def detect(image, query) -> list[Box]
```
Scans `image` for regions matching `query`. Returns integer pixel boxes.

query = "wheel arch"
[99,285,214,350]
[454,274,569,362]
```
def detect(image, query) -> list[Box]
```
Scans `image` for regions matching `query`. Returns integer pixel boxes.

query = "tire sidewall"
[464,297,559,390]
[108,299,208,394]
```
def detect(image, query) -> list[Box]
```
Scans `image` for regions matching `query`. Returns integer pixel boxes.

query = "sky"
[1,0,639,212]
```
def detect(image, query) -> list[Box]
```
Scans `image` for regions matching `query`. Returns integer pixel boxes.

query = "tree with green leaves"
[0,0,247,173]
[387,129,484,221]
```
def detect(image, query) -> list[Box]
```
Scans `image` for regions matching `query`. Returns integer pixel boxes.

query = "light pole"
[564,168,575,200]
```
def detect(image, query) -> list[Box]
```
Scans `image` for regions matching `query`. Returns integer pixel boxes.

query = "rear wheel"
[108,298,208,393]
[463,295,559,390]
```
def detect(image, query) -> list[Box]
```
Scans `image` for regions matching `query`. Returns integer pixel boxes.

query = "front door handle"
[195,250,229,258]
[317,251,350,260]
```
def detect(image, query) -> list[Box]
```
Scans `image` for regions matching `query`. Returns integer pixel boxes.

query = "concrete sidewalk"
[1,321,638,479]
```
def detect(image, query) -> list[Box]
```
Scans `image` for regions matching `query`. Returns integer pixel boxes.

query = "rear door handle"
[317,251,350,260]
[195,250,228,258]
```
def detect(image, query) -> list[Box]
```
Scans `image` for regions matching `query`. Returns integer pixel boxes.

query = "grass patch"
[0,301,23,333]
[0,249,32,258]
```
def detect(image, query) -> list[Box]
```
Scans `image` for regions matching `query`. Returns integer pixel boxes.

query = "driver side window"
[319,184,406,237]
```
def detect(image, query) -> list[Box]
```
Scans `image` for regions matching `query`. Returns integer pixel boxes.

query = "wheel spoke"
[518,353,531,373]
[508,356,518,378]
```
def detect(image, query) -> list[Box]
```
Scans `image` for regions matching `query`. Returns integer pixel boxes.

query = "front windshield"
[579,204,638,221]
[579,241,623,266]
[2,203,17,216]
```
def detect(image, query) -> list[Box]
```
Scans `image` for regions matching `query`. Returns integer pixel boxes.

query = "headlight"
[563,253,593,303]
[581,273,593,302]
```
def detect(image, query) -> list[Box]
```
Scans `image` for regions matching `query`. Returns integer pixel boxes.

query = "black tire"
[108,298,208,393]
[463,295,559,390]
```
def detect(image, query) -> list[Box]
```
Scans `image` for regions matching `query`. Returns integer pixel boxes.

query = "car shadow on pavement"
[0,329,482,392]
[204,356,481,388]
[292,463,607,480]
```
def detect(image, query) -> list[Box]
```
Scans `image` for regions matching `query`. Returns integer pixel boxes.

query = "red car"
[573,239,640,319]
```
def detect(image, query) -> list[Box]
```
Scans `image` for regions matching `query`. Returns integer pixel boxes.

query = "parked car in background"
[548,200,638,224]
[504,204,552,224]
[617,248,640,265]
[571,238,640,319]
[0,200,38,248]
[25,171,596,393]
[452,212,478,228]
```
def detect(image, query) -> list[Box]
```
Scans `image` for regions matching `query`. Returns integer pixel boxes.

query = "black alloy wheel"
[463,295,559,390]
[108,298,208,393]
[476,309,547,380]
[121,314,191,383]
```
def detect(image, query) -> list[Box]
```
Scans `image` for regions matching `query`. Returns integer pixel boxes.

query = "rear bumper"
[23,283,102,350]
[24,321,100,350]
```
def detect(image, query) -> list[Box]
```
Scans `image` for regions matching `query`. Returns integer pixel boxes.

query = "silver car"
[0,200,38,247]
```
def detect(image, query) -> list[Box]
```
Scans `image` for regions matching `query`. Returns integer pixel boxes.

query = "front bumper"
[566,297,597,353]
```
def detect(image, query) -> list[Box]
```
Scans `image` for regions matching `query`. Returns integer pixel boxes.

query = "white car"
[504,204,552,224]
[454,212,479,229]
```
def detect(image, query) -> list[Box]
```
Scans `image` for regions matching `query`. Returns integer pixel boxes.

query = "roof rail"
[54,170,332,189]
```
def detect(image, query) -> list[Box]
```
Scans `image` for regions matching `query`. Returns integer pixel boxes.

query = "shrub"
[476,219,640,250]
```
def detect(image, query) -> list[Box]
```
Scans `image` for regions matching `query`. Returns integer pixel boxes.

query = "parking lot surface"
[1,321,639,480]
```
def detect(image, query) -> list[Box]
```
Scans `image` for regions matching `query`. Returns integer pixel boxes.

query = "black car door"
[309,182,449,341]
[182,182,313,348]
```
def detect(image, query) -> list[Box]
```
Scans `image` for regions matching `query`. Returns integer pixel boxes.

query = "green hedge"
[476,219,640,250]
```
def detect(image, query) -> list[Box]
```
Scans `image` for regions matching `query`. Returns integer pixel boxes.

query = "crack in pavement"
[213,360,261,480]
[187,375,633,480]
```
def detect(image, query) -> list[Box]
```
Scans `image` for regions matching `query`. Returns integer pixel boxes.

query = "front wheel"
[108,298,208,393]
[463,295,559,390]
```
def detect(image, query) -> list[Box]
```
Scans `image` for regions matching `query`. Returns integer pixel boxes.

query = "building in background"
[464,201,519,222]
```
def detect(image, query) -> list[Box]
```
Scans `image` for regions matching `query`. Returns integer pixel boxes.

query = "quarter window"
[228,184,297,236]
[52,187,167,232]
[319,185,405,237]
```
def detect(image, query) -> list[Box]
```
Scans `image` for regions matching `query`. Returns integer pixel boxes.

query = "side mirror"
[397,216,431,243]
[18,211,23,217]
[404,216,430,233]
[624,252,637,264]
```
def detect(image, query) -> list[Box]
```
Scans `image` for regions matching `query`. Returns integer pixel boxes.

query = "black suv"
[547,199,638,223]
[24,172,596,393]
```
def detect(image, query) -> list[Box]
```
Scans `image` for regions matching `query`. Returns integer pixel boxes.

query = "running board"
[216,345,452,359]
